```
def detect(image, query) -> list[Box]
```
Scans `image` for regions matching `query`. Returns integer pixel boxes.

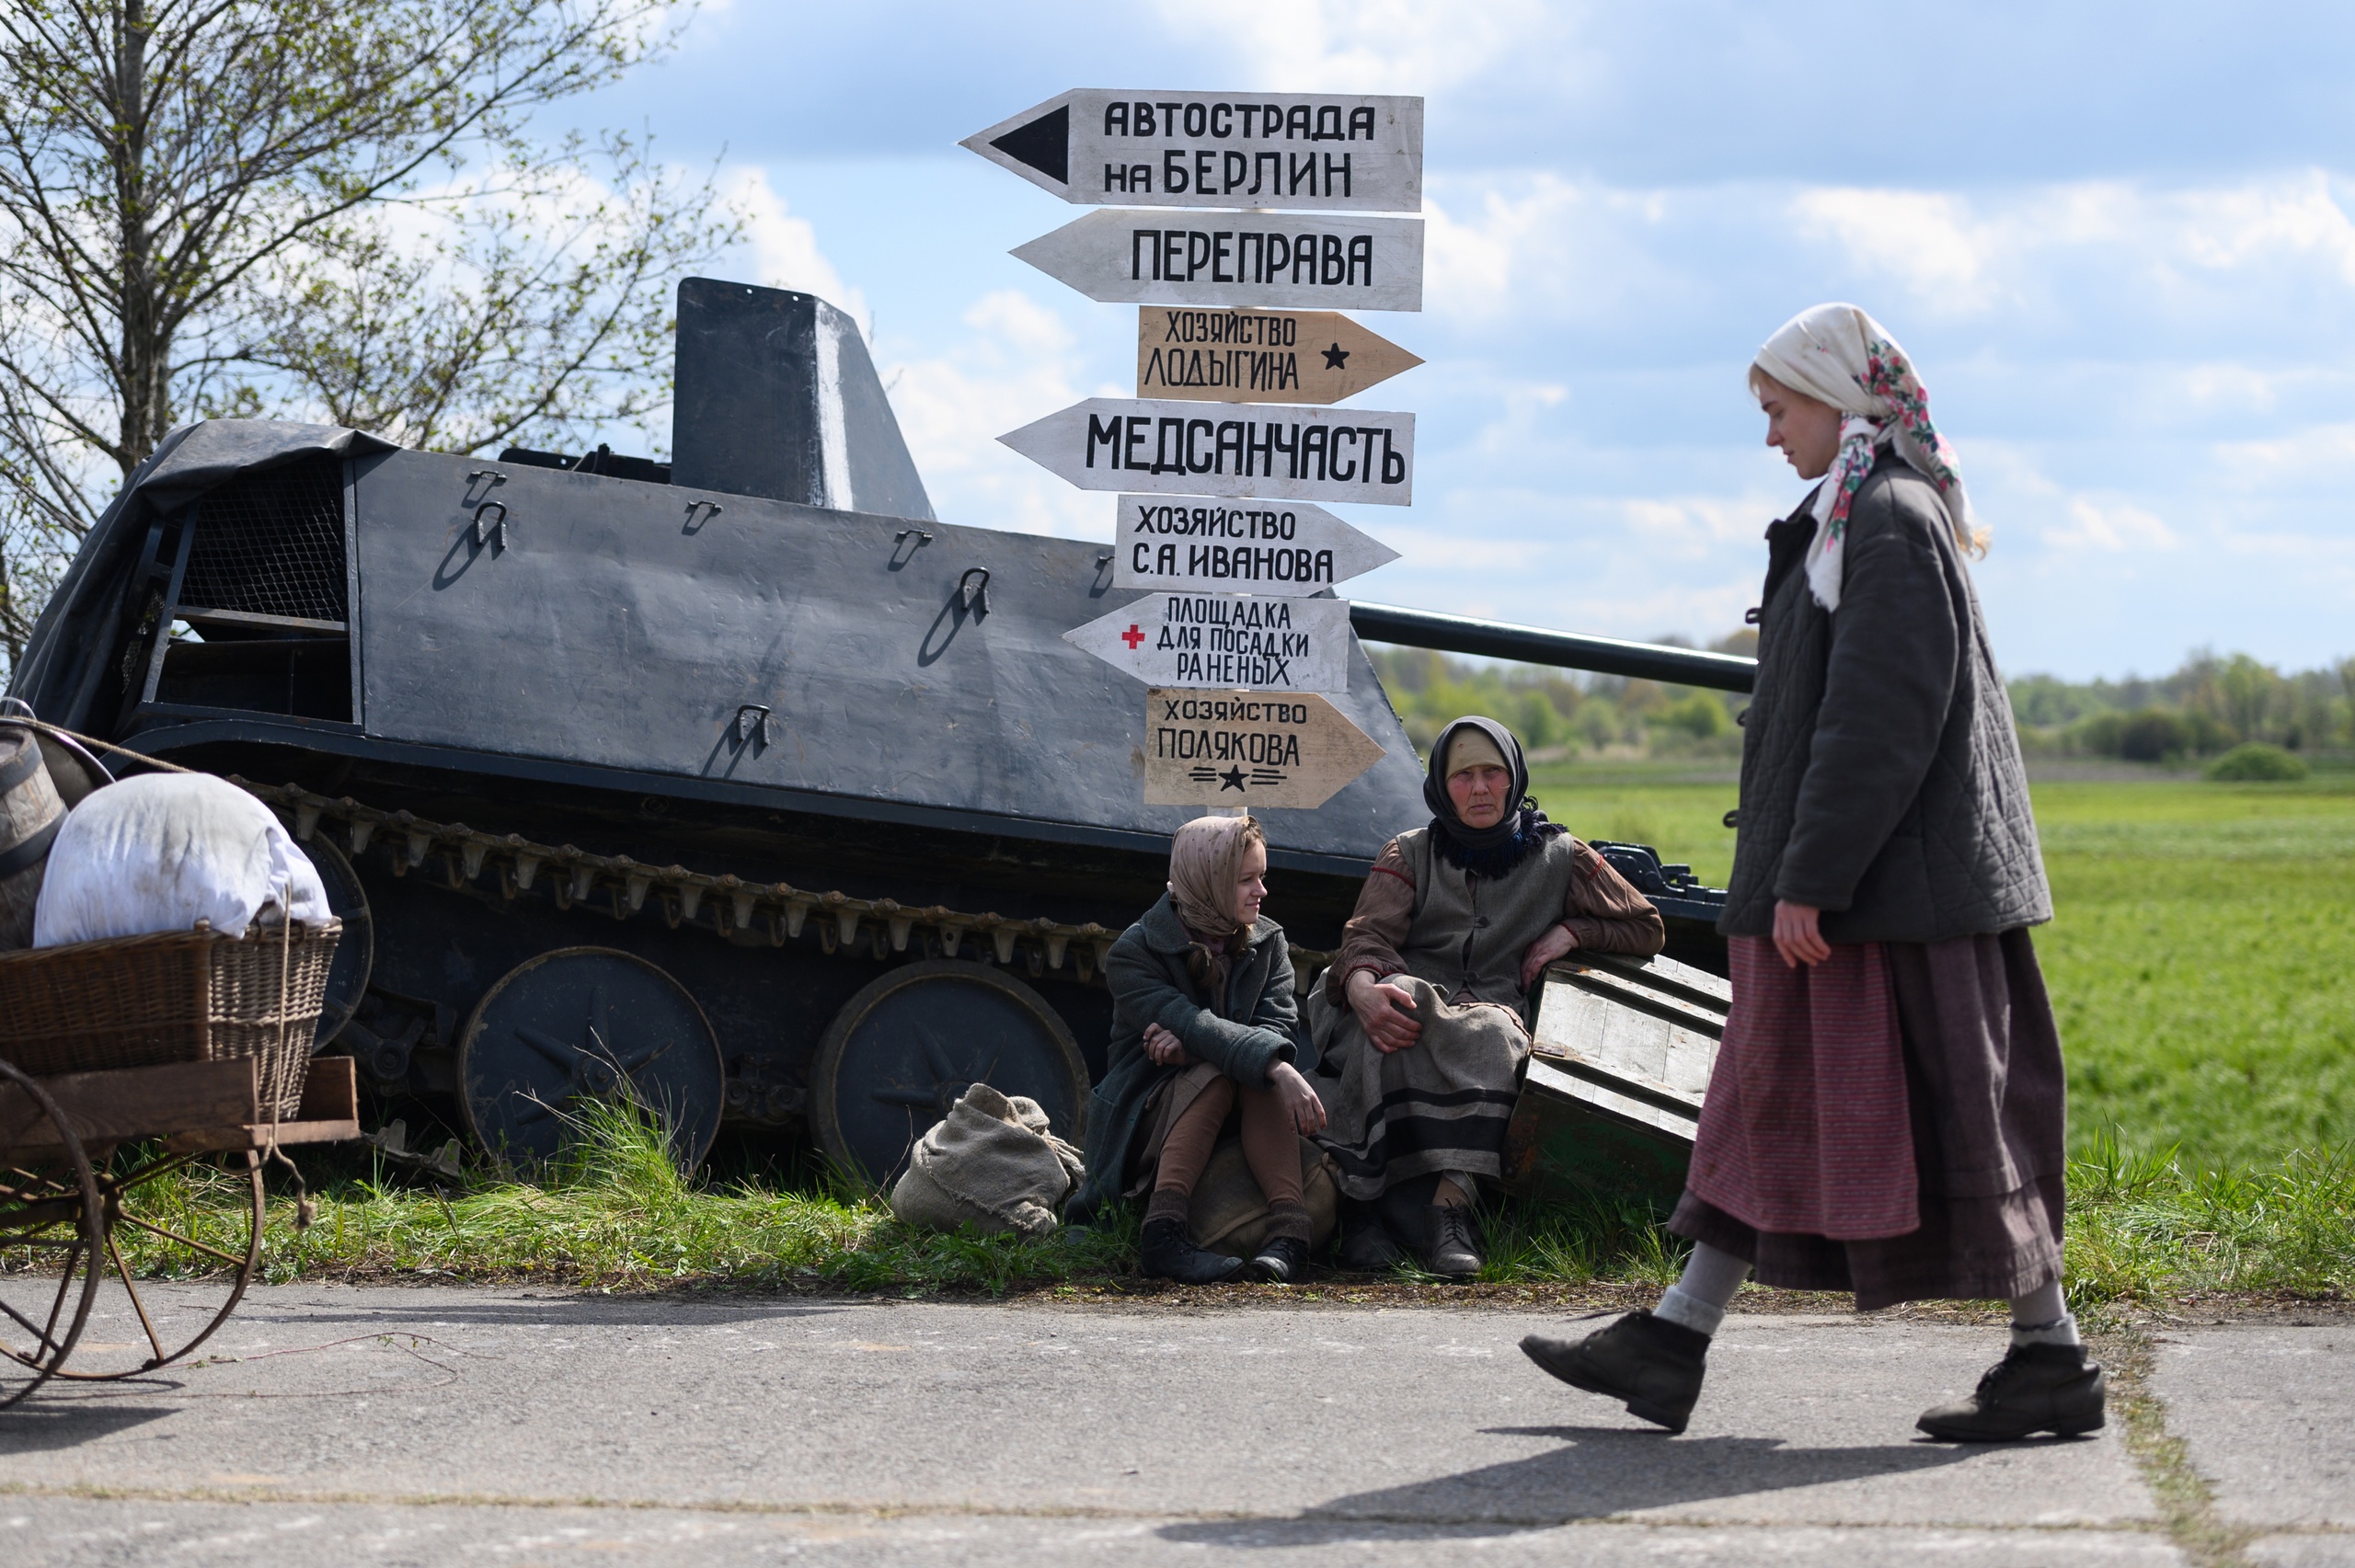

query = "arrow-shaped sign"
[1001,398,1414,506]
[1143,689,1386,808]
[964,91,1423,212]
[1138,307,1421,406]
[1013,210,1423,312]
[1112,497,1398,596]
[1065,593,1352,693]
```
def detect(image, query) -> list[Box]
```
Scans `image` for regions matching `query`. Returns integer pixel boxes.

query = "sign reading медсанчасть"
[1000,398,1414,506]
[1065,594,1351,693]
[1114,498,1398,595]
[1143,690,1386,809]
[962,92,1422,212]
[1013,210,1423,312]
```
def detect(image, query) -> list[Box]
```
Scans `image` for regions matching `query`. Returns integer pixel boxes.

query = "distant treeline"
[1369,639,2353,766]
[1368,634,1754,760]
[2011,650,2355,761]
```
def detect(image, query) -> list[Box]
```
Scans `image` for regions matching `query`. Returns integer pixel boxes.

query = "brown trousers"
[1143,1076,1305,1232]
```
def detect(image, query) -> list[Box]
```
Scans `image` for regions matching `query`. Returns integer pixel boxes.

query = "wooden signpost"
[1142,690,1388,808]
[999,397,1414,505]
[1013,210,1424,312]
[962,91,1424,212]
[970,86,1429,809]
[1111,497,1398,595]
[1137,307,1422,405]
[1063,594,1352,694]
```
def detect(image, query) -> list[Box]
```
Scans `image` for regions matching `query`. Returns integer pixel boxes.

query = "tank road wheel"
[43,1150,266,1380]
[0,1060,104,1406]
[810,960,1089,1189]
[457,947,725,1172]
[303,832,373,1048]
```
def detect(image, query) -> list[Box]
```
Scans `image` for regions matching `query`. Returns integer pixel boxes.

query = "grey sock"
[1653,1242,1752,1337]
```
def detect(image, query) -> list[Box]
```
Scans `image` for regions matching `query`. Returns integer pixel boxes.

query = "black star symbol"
[1321,341,1350,371]
[1218,766,1247,791]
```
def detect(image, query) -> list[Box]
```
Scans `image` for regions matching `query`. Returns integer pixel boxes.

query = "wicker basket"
[0,919,342,1117]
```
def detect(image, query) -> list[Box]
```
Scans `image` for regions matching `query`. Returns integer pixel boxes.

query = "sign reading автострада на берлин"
[1063,594,1351,693]
[1000,398,1414,506]
[1112,497,1398,595]
[962,92,1422,212]
[1013,210,1423,312]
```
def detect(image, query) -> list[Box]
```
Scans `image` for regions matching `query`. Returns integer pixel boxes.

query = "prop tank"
[9,279,1739,1181]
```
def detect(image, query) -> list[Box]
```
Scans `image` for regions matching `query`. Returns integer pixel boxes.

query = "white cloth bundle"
[33,773,329,946]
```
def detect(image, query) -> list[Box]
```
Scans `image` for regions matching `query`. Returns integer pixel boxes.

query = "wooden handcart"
[0,916,356,1408]
[0,1054,359,1406]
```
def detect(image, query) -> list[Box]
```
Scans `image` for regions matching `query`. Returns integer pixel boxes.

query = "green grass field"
[1532,761,2355,1170]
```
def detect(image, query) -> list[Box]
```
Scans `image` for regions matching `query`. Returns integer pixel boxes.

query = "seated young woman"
[1310,716,1667,1277]
[1066,813,1328,1284]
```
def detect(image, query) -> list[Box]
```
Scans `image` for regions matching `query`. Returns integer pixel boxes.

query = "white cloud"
[2044,498,2178,553]
[720,166,868,333]
[1790,189,1999,313]
[879,290,1114,540]
[1158,0,1566,93]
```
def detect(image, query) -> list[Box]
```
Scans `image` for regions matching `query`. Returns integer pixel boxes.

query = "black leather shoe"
[1248,1233,1310,1284]
[1521,1310,1710,1434]
[1404,1202,1483,1279]
[1139,1218,1245,1284]
[1917,1343,2107,1441]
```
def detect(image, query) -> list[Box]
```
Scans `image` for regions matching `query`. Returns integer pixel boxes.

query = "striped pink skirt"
[1684,936,1918,1240]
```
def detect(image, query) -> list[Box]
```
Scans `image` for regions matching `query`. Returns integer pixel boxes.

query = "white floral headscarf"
[1752,303,1982,612]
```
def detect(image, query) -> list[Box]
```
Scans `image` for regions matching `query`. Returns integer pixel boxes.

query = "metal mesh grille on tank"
[180,455,349,623]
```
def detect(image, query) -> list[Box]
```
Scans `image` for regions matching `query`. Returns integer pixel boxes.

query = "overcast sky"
[559,1,2355,681]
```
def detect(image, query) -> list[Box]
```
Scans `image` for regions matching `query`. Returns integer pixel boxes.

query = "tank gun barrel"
[1349,602,1758,693]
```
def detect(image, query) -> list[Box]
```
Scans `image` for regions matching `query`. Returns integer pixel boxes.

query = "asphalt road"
[2,1284,2346,1566]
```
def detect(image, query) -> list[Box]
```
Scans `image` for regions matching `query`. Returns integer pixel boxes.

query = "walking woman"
[1067,814,1327,1284]
[1522,304,2099,1441]
[1312,717,1665,1277]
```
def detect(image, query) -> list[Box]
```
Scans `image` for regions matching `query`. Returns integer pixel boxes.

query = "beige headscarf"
[1167,814,1257,940]
[1752,303,1982,612]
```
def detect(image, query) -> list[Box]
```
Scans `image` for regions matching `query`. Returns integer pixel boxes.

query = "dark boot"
[1521,1310,1710,1434]
[1917,1344,2108,1441]
[1402,1202,1483,1279]
[1139,1218,1244,1284]
[1337,1204,1404,1271]
[1248,1233,1311,1285]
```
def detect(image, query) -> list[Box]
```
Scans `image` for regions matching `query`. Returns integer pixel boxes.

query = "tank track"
[233,778,1333,991]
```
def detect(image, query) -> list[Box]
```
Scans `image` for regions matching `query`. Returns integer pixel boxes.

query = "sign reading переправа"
[1065,594,1351,693]
[1013,210,1423,312]
[1112,498,1397,596]
[1000,398,1414,505]
[1141,690,1385,808]
[963,92,1422,212]
[1137,307,1420,405]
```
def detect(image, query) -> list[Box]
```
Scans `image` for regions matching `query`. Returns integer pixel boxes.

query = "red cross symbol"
[1120,624,1145,649]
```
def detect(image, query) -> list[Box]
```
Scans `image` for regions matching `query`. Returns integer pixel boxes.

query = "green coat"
[1064,891,1306,1223]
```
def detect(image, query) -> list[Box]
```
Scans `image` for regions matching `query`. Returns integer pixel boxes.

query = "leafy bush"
[2118,708,2195,761]
[2204,742,2310,782]
[1656,692,1733,741]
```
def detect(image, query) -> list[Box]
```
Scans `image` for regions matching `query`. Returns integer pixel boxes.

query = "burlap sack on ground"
[1190,1134,1341,1256]
[890,1082,1085,1239]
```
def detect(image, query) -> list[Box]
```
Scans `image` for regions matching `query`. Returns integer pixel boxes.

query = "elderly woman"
[1067,814,1327,1284]
[1311,716,1666,1277]
[1522,304,2096,1443]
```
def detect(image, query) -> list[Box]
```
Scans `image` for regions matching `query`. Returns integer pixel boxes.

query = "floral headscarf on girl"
[1166,813,1262,1007]
[1752,303,1984,612]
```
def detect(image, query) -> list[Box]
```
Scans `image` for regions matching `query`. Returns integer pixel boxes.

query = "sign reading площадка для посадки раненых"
[970,86,1426,807]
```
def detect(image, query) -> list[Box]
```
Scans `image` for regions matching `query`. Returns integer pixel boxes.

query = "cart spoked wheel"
[0,1059,105,1406]
[37,1148,266,1380]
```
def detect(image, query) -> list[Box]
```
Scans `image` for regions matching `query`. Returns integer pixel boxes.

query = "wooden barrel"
[0,727,66,951]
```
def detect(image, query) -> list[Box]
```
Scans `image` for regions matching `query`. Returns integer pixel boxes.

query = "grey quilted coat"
[1720,453,2051,944]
